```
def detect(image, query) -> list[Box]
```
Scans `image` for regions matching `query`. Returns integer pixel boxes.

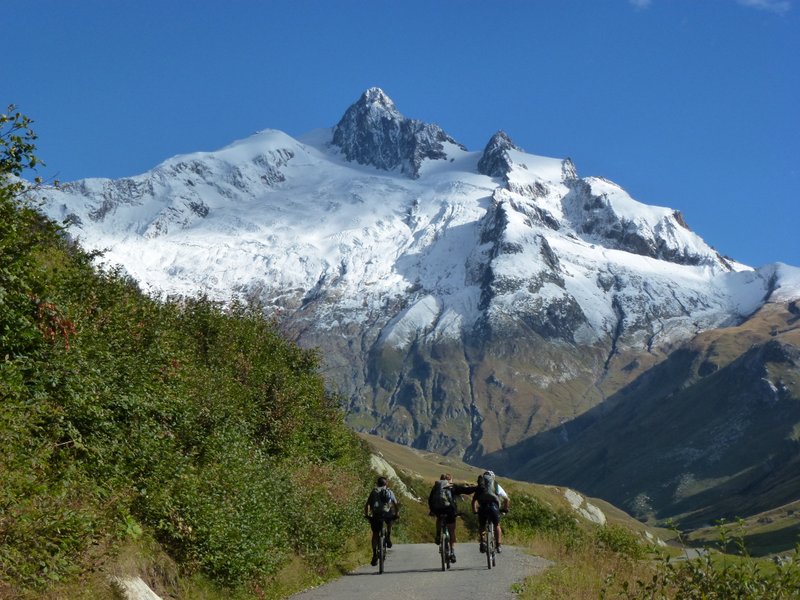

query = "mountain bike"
[377,517,389,574]
[366,514,391,574]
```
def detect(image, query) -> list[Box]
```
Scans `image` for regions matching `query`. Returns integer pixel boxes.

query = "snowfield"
[39,89,799,358]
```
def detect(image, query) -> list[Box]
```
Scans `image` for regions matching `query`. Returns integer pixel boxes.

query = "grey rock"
[331,88,466,178]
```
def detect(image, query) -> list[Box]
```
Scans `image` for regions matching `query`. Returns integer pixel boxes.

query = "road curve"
[287,543,552,599]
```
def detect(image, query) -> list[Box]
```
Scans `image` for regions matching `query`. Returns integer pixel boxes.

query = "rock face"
[331,87,466,178]
[35,89,800,525]
[477,131,521,178]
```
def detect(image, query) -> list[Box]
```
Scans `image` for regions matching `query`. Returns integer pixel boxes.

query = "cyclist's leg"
[371,519,379,550]
[370,516,381,563]
[490,504,502,550]
[477,506,488,551]
[445,509,457,547]
[445,509,457,560]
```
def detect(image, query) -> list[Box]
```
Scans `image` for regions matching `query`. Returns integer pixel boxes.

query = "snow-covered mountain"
[39,88,800,468]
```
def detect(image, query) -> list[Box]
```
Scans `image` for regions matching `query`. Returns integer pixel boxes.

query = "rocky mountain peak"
[360,86,399,112]
[477,130,522,178]
[331,88,465,179]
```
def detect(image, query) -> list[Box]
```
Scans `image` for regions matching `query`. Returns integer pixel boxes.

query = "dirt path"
[287,543,552,599]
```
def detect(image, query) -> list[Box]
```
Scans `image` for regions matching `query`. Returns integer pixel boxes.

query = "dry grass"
[509,532,653,600]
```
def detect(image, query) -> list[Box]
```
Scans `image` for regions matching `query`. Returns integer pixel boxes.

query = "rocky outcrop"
[562,177,723,267]
[331,88,466,178]
[477,130,521,178]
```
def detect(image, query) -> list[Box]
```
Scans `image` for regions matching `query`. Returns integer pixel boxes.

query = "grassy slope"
[686,499,800,557]
[0,188,376,598]
[359,432,675,542]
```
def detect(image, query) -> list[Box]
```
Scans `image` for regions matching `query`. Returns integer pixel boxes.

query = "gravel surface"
[288,543,552,599]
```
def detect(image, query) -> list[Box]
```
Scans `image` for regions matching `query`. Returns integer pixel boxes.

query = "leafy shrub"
[594,524,647,560]
[503,492,579,536]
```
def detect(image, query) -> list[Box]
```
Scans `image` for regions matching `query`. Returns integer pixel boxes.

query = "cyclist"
[364,476,399,566]
[428,473,478,564]
[471,470,510,554]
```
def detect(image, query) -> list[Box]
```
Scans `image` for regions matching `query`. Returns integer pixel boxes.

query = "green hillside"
[0,109,373,599]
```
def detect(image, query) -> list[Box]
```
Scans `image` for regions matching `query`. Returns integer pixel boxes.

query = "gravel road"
[287,543,552,599]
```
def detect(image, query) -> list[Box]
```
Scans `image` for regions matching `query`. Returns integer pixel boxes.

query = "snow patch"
[769,263,800,302]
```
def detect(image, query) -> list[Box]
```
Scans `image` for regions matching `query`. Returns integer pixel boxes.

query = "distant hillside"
[490,300,800,544]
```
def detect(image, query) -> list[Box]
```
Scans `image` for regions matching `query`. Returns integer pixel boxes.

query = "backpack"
[477,472,498,503]
[371,487,392,514]
[430,479,453,511]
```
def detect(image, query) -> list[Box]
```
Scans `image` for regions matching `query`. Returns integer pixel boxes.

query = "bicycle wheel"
[378,521,386,574]
[439,524,446,572]
[444,530,451,570]
[486,522,494,570]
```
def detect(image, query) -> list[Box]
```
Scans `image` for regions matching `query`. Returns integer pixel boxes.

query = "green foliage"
[1,105,42,188]
[503,492,579,536]
[601,523,800,599]
[0,110,373,595]
[594,525,648,560]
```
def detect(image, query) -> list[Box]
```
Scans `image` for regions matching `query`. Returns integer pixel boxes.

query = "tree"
[0,104,43,195]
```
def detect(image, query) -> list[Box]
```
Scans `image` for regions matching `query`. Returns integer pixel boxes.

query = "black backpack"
[477,472,498,503]
[430,479,453,511]
[371,487,392,514]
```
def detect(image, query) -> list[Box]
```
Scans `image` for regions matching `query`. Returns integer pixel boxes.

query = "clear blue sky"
[7,0,799,268]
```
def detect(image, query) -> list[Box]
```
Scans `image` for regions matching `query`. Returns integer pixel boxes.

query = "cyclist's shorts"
[369,512,394,533]
[434,507,457,524]
[477,502,501,527]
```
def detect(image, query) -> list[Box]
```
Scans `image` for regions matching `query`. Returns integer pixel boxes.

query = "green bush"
[503,492,579,536]
[594,524,647,560]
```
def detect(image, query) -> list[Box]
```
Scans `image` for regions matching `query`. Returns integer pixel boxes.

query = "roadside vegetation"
[1,107,373,599]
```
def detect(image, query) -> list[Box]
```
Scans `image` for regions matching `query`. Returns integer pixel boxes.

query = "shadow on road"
[346,568,443,576]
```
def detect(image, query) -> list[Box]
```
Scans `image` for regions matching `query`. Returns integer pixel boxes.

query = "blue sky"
[8,0,798,268]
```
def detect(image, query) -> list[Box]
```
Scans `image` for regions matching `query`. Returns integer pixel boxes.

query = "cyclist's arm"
[452,483,478,495]
[496,483,510,510]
